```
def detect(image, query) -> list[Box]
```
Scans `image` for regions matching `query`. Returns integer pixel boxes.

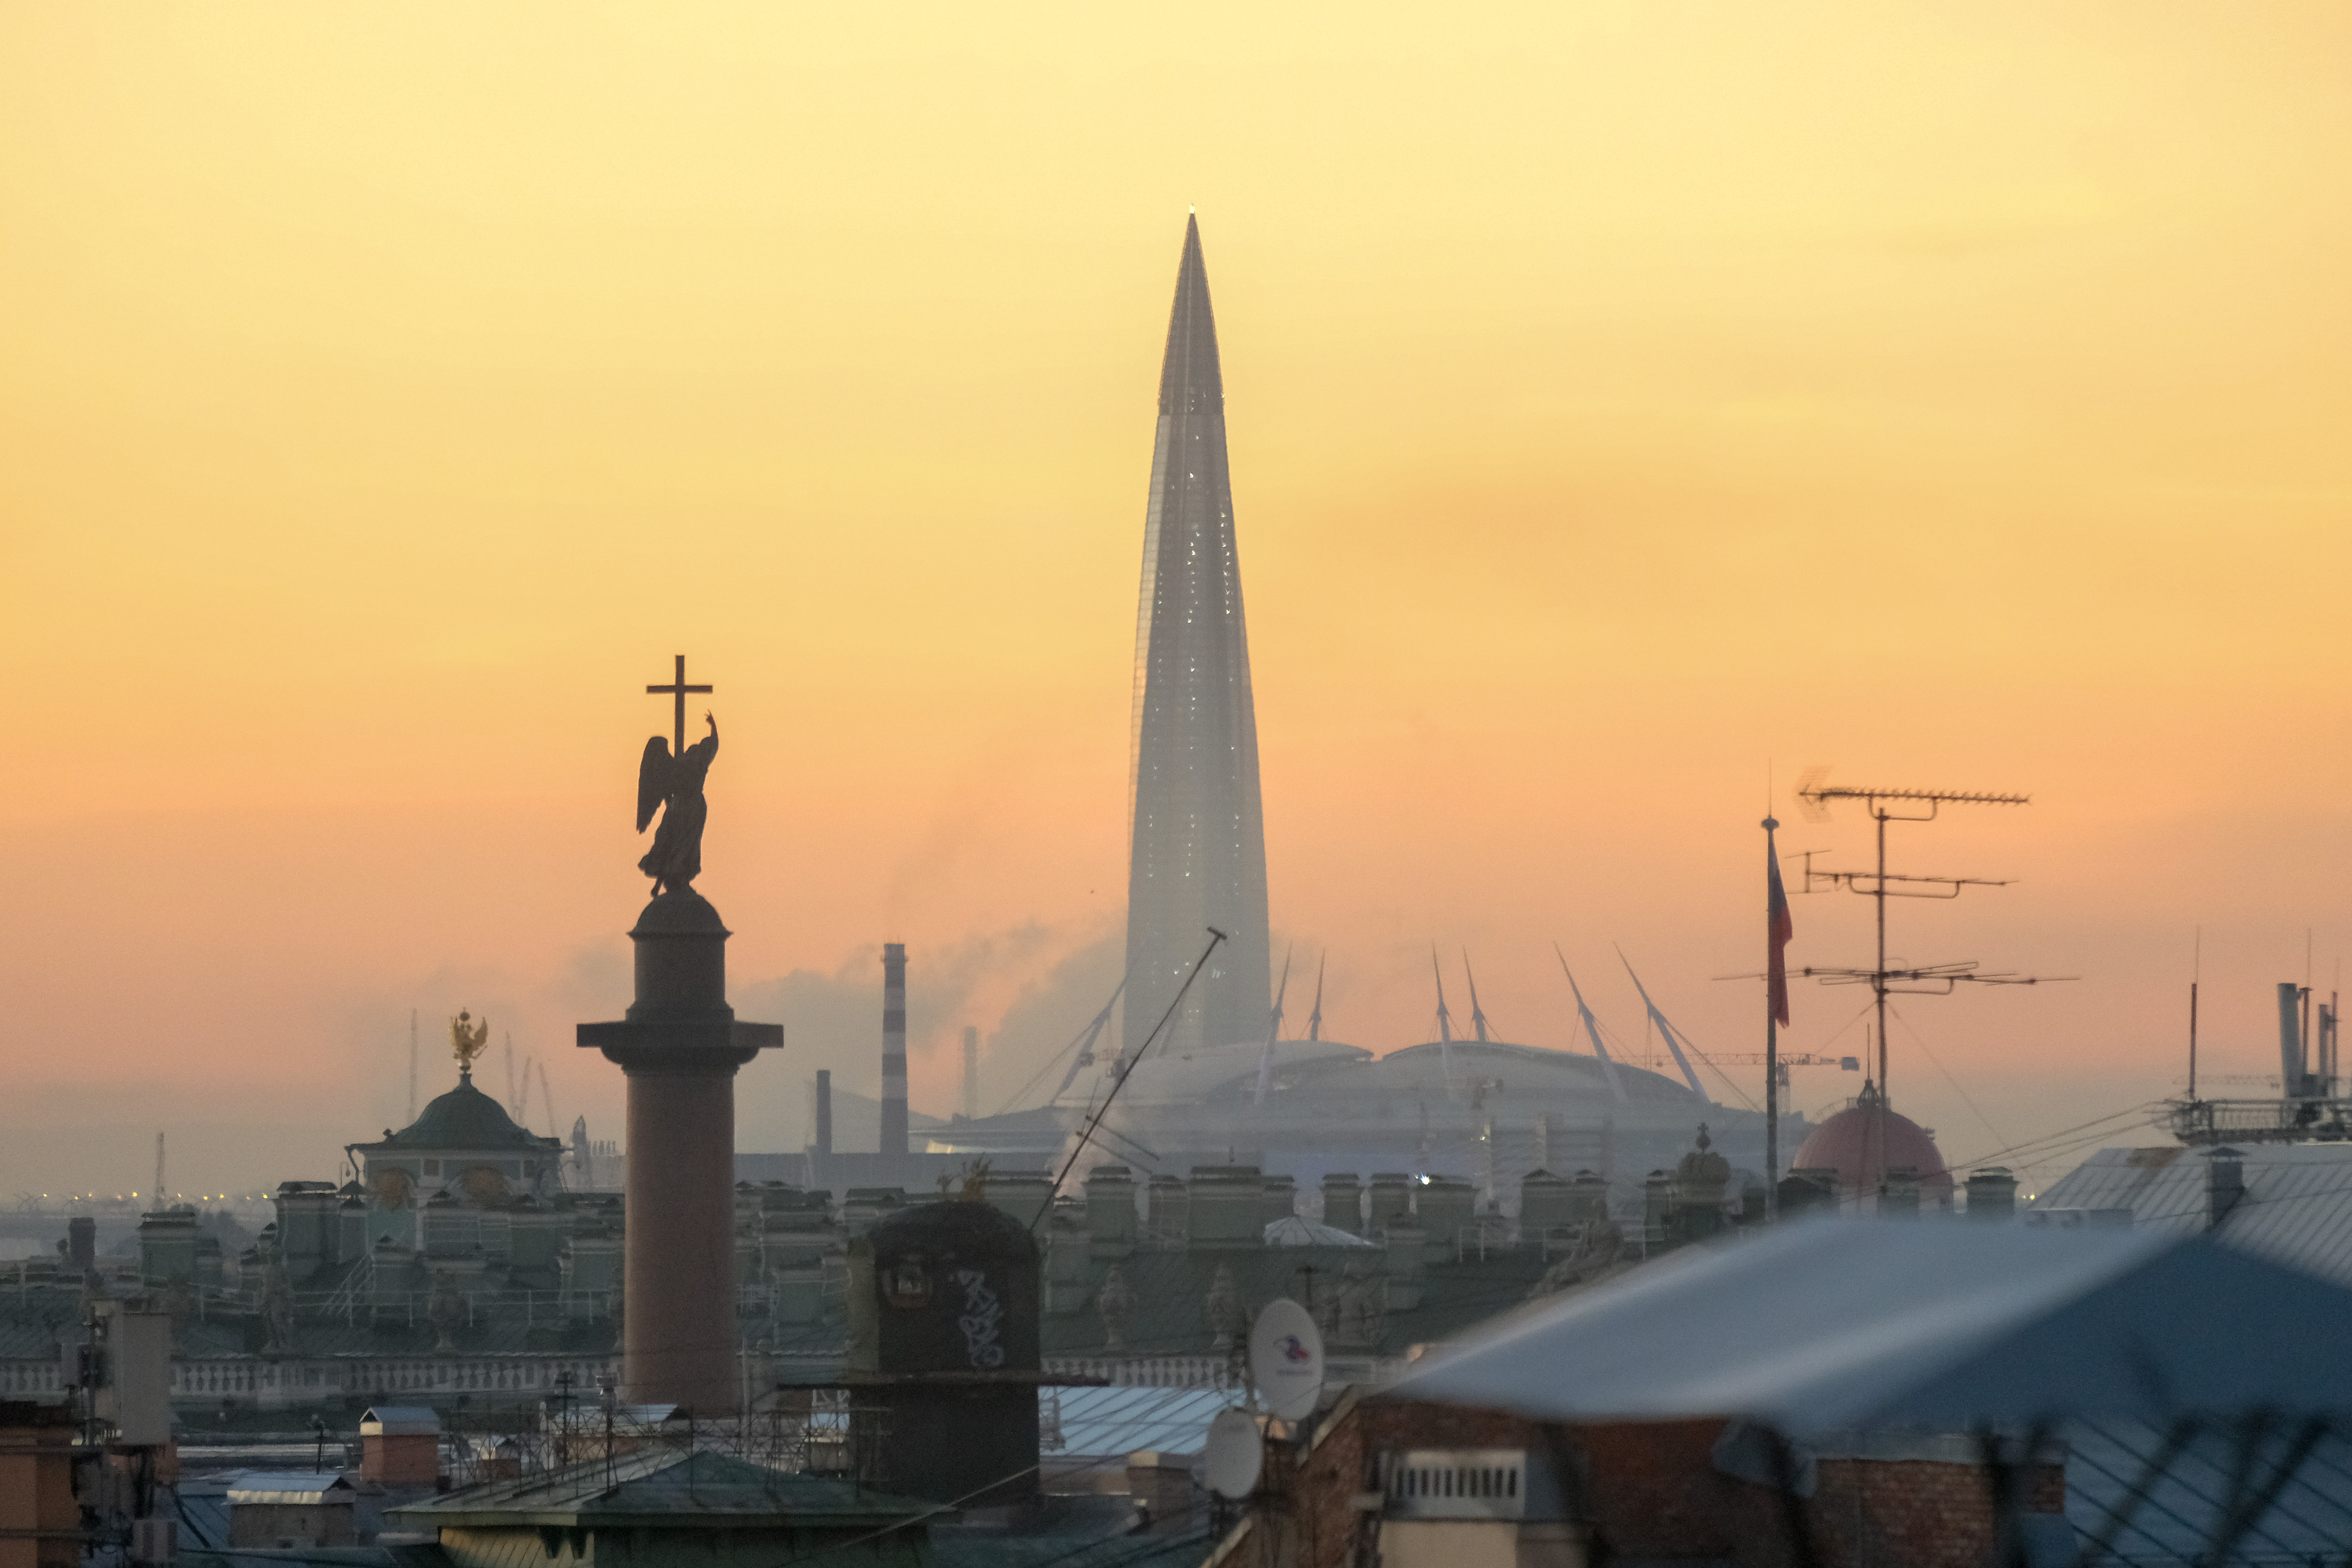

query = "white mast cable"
[1554,945,1629,1104]
[1253,949,1294,1106]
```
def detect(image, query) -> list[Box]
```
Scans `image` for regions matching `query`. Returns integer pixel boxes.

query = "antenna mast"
[408,1009,418,1122]
[2189,928,2201,1102]
[1795,778,2058,1101]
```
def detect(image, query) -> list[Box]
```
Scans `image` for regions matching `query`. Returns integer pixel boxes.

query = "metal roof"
[389,1448,935,1528]
[935,1524,1214,1568]
[2030,1142,2352,1286]
[2064,1413,2352,1563]
[1261,1217,1373,1249]
[1045,1385,1235,1459]
[227,1474,358,1505]
[357,1074,559,1156]
[1389,1219,2352,1436]
[358,1407,440,1435]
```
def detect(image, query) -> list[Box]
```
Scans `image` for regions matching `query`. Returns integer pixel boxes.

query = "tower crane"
[1707,1052,1862,1089]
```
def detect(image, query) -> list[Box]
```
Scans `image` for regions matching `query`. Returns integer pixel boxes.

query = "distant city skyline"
[2,5,2348,1194]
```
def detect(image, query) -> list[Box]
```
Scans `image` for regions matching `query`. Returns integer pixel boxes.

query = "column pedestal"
[578,887,780,1412]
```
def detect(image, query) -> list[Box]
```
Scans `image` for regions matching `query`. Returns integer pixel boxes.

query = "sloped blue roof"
[1394,1221,2352,1434]
[392,1448,933,1526]
[2031,1141,2352,1286]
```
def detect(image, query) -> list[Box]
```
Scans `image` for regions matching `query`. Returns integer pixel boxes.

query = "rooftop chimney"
[847,1201,1040,1507]
[2208,1148,2246,1230]
[813,1070,833,1156]
[1880,1167,1922,1218]
[1320,1172,1362,1235]
[881,945,908,1156]
[1964,1167,2018,1221]
[1084,1165,1137,1256]
[66,1218,94,1272]
[1518,1169,1572,1241]
[359,1406,442,1487]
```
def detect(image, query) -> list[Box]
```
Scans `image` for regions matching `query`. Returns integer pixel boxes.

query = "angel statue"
[450,1010,490,1072]
[637,709,718,895]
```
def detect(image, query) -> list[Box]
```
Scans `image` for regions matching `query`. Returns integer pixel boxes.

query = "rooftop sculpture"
[449,1010,489,1072]
[634,654,718,896]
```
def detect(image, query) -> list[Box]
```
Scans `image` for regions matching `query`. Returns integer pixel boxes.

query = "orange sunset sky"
[3,3,2349,1198]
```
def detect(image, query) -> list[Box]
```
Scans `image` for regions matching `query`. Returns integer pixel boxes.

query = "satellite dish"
[1203,1407,1263,1500]
[1248,1297,1325,1422]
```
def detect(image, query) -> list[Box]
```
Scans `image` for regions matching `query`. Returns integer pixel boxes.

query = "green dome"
[380,1071,552,1152]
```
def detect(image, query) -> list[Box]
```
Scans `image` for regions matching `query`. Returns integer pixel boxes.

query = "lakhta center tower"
[1123,216,1271,1059]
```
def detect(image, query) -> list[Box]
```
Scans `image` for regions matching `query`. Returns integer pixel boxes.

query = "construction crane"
[1706,1051,1861,1088]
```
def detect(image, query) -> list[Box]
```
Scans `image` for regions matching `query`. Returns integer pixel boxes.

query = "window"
[886,1255,931,1308]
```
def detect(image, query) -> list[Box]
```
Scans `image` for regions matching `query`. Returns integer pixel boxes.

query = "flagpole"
[1764,814,1781,1224]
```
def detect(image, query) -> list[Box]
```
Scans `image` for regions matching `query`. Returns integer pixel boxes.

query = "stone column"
[579,889,779,1412]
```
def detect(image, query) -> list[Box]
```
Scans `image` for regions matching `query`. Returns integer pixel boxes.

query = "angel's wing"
[636,736,673,832]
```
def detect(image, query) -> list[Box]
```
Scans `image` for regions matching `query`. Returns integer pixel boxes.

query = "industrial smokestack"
[2279,982,2308,1097]
[881,945,909,1155]
[814,1070,833,1155]
[962,1026,979,1120]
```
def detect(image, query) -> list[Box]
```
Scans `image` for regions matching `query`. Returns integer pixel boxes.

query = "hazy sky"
[4,3,2348,1198]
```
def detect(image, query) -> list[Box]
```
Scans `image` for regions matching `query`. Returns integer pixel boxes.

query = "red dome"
[1789,1087,1953,1198]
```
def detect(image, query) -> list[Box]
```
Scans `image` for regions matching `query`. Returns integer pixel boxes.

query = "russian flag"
[1766,819,1795,1026]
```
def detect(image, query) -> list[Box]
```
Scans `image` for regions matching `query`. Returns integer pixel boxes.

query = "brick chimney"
[359,1406,442,1488]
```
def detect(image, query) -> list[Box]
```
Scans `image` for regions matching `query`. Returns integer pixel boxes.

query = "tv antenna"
[1794,773,2066,1100]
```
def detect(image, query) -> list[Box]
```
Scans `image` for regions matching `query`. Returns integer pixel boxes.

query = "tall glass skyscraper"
[1123,216,1272,1059]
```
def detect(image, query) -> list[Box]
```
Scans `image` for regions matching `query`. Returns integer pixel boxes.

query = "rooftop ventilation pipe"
[2279,981,2309,1098]
[2208,1148,2246,1229]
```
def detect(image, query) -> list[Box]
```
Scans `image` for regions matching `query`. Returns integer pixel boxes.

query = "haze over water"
[3,3,2348,1198]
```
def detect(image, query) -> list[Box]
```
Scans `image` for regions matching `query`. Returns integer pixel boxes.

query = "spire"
[1158,214,1224,419]
[1123,216,1272,1060]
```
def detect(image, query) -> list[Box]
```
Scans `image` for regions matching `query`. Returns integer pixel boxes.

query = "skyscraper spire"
[1124,215,1271,1060]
